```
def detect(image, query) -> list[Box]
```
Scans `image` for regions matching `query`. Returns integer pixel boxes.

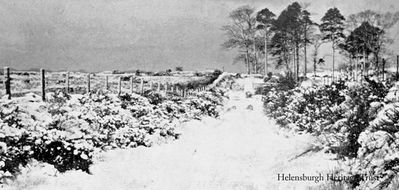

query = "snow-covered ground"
[4,77,337,190]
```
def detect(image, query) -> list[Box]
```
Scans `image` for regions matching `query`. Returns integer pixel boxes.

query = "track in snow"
[14,78,336,190]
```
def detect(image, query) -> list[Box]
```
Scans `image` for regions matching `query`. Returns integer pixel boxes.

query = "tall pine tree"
[320,7,345,79]
[256,8,275,75]
[271,2,303,81]
[300,9,316,78]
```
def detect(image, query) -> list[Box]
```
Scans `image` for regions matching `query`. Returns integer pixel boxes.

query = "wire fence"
[1,67,210,101]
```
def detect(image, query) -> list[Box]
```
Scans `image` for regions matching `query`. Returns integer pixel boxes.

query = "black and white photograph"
[0,0,399,189]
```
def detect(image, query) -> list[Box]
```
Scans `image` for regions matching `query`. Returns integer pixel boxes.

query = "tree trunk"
[375,53,379,80]
[366,54,369,77]
[382,58,386,81]
[253,42,257,74]
[292,50,296,79]
[264,31,268,75]
[313,58,317,79]
[363,50,366,78]
[296,44,299,82]
[353,56,359,81]
[246,49,250,74]
[355,56,359,82]
[350,58,353,81]
[332,42,335,81]
[304,30,307,78]
[285,52,290,73]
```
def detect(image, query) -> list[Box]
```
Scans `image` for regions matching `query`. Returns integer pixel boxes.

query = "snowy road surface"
[11,78,336,190]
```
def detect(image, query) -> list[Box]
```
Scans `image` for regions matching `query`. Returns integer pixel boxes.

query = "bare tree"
[222,5,256,74]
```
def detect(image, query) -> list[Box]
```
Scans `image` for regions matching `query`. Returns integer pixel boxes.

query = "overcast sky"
[0,0,398,72]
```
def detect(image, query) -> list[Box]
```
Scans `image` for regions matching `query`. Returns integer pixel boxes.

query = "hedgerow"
[0,74,229,184]
[261,76,396,189]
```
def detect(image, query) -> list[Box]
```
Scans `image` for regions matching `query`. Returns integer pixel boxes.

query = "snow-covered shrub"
[0,95,94,182]
[262,88,293,126]
[263,80,347,133]
[350,102,399,189]
[262,77,395,189]
[263,79,389,156]
[325,79,390,160]
[143,91,167,105]
[1,77,230,183]
[275,72,297,91]
[288,81,347,133]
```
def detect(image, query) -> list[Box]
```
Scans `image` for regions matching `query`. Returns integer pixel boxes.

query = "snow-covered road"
[10,78,337,190]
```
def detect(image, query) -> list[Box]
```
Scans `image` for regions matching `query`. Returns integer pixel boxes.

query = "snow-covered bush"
[261,78,394,189]
[263,80,347,133]
[0,75,230,183]
[0,94,95,183]
[351,102,399,189]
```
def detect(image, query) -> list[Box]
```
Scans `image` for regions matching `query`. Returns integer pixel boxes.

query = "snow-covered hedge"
[352,102,399,189]
[0,82,227,183]
[261,78,398,189]
[263,80,347,134]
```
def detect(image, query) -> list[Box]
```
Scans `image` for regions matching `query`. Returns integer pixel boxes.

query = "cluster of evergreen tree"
[222,2,399,81]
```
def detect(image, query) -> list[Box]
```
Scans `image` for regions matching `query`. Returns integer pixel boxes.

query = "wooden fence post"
[149,82,153,91]
[164,83,168,93]
[157,82,161,92]
[4,67,11,99]
[140,78,144,94]
[382,59,386,81]
[41,69,46,101]
[396,55,399,80]
[66,72,70,93]
[118,76,122,95]
[105,75,109,90]
[87,74,91,94]
[130,76,134,93]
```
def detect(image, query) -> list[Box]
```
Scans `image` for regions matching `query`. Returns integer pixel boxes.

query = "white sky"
[0,0,398,72]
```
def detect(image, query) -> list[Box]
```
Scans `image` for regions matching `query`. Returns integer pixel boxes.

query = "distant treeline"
[222,2,399,81]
